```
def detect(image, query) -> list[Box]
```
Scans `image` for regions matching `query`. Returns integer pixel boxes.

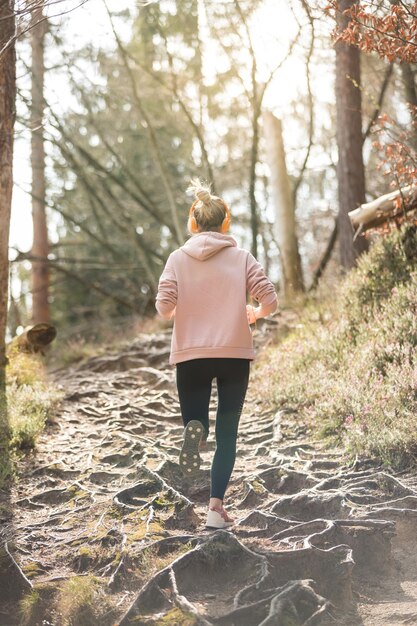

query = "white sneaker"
[205,507,235,529]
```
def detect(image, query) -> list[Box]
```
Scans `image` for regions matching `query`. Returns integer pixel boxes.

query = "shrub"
[260,224,417,465]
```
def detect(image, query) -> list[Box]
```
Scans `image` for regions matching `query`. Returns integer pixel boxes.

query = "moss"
[68,485,90,499]
[203,539,237,566]
[132,607,198,625]
[154,607,198,625]
[251,479,266,494]
[22,561,42,577]
[130,519,165,541]
[107,504,126,519]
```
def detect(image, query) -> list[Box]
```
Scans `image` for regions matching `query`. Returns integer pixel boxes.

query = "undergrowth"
[7,353,62,450]
[0,352,62,485]
[46,313,167,369]
[259,224,417,466]
[55,575,115,626]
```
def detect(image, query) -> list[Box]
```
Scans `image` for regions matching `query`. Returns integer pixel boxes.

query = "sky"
[10,0,334,256]
[10,0,132,253]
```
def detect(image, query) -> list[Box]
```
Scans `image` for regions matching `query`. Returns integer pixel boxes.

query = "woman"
[155,179,278,529]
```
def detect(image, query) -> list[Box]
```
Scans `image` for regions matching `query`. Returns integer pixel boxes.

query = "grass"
[55,575,115,626]
[20,589,42,626]
[6,353,62,451]
[19,582,57,626]
[7,380,61,450]
[257,224,417,466]
[0,351,62,486]
[133,540,194,578]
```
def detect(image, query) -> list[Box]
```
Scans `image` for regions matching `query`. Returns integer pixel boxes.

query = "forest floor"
[2,320,417,625]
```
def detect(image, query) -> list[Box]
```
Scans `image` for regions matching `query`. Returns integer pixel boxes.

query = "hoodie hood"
[180,232,237,261]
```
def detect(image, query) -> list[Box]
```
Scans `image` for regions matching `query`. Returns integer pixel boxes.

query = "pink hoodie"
[155,231,278,365]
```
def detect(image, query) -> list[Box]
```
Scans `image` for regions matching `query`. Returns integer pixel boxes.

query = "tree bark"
[31,2,49,324]
[400,63,417,149]
[263,112,304,301]
[349,184,417,233]
[401,63,417,106]
[0,0,16,439]
[233,0,265,258]
[335,0,369,269]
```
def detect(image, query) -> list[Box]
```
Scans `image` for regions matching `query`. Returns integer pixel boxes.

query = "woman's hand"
[246,304,260,325]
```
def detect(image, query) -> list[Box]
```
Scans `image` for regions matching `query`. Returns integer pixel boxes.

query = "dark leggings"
[176,358,250,500]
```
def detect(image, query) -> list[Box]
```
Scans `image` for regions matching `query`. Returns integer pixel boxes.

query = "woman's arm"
[155,253,177,320]
[246,252,278,321]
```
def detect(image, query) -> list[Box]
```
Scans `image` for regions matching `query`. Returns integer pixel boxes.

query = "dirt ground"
[1,321,417,625]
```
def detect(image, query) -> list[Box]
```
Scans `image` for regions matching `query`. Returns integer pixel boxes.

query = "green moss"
[251,479,266,494]
[153,493,173,508]
[130,519,165,541]
[107,504,126,519]
[132,607,198,625]
[22,561,42,577]
[68,485,89,499]
[154,607,198,625]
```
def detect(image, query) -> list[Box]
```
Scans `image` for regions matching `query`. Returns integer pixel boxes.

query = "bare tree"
[263,112,304,301]
[335,0,369,269]
[0,0,16,437]
[30,1,50,323]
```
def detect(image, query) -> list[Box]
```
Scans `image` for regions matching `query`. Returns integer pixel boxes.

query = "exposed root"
[3,325,417,625]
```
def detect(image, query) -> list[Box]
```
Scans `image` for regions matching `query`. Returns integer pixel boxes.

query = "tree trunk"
[263,111,304,301]
[401,63,417,107]
[349,184,417,233]
[335,0,369,269]
[0,0,16,440]
[249,98,260,258]
[400,63,417,149]
[31,3,50,324]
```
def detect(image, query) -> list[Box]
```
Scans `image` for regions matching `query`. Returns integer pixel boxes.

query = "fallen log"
[348,184,417,236]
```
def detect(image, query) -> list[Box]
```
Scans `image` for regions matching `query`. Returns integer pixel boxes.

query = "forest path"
[3,321,417,625]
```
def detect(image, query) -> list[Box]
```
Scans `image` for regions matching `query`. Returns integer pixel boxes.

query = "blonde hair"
[187,178,228,233]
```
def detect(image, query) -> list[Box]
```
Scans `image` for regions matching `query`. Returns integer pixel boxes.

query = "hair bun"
[196,189,211,204]
[187,178,212,205]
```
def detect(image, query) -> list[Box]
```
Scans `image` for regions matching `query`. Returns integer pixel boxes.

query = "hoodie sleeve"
[155,253,177,320]
[246,252,278,315]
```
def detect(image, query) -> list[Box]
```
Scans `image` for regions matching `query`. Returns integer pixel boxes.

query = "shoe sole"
[205,509,235,529]
[179,420,203,477]
[205,523,234,530]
